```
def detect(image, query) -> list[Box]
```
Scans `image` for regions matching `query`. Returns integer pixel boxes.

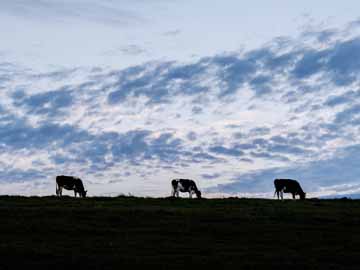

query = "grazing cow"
[56,175,87,198]
[274,179,306,200]
[171,179,201,199]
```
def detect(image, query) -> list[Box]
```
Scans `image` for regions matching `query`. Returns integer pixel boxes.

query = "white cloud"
[2,14,360,197]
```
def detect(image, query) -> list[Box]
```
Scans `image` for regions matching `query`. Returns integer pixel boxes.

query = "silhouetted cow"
[56,175,87,198]
[274,179,306,200]
[171,179,201,199]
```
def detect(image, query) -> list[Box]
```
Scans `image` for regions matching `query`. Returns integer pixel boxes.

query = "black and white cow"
[171,179,201,199]
[56,175,87,198]
[274,179,306,200]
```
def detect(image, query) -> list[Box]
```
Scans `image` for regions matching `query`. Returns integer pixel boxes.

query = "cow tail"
[56,182,59,196]
[171,180,177,197]
[171,181,175,197]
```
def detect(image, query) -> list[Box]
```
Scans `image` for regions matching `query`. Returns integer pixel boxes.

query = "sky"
[1,1,360,198]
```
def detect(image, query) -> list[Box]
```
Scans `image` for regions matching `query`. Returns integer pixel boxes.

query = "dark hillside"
[0,196,359,269]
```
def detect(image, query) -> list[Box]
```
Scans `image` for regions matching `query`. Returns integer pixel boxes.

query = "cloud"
[106,61,210,105]
[0,167,46,183]
[109,37,352,109]
[326,38,360,85]
[212,55,257,96]
[187,131,197,141]
[192,106,203,114]
[325,91,359,107]
[29,68,78,81]
[209,146,244,157]
[121,45,146,56]
[209,144,360,196]
[101,33,360,107]
[13,88,73,117]
[201,173,221,180]
[0,120,91,150]
[302,29,338,43]
[334,104,360,124]
[163,29,181,36]
[249,75,273,96]
[290,38,360,85]
[0,0,143,26]
[2,22,360,197]
[292,49,327,79]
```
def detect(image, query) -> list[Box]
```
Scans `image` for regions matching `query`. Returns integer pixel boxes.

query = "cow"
[274,179,306,200]
[171,179,201,199]
[56,175,87,198]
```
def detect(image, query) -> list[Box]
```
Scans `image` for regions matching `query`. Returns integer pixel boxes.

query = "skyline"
[1,1,360,197]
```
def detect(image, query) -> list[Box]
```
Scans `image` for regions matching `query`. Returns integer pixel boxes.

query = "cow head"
[300,192,306,200]
[195,190,202,199]
[81,190,87,198]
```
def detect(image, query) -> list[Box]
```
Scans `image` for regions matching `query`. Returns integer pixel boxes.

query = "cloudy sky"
[1,1,360,197]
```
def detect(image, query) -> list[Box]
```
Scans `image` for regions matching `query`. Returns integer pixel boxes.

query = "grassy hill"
[0,196,359,269]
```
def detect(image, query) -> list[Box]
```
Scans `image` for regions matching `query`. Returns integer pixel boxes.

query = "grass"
[0,196,359,269]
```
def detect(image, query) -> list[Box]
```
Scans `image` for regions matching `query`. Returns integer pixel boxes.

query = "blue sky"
[1,1,360,197]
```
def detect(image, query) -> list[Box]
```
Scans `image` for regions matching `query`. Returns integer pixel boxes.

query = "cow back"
[56,175,75,187]
[56,175,83,190]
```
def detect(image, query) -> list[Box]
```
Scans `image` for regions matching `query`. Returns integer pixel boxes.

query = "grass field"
[0,196,359,269]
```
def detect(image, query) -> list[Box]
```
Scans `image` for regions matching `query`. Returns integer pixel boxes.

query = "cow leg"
[59,187,62,197]
[74,191,77,197]
[280,190,284,200]
[292,193,296,200]
[176,190,179,198]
